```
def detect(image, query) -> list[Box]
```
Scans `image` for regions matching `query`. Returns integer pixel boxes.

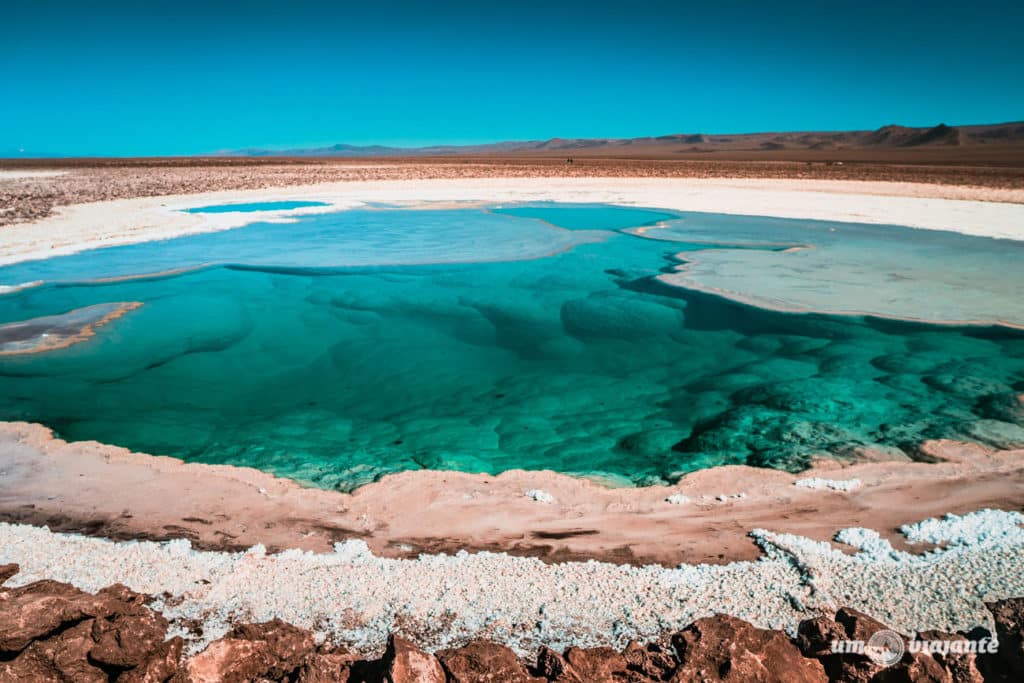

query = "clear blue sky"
[3,0,1022,156]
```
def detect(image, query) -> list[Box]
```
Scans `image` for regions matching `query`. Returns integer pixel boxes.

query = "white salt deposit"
[1,508,1021,656]
[901,509,1024,546]
[525,489,556,504]
[0,281,42,295]
[794,478,863,492]
[665,494,690,505]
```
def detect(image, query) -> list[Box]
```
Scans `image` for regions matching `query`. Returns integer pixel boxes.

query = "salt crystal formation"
[0,507,1021,656]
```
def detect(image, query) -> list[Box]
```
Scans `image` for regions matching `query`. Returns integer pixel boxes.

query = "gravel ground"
[1,509,1020,657]
[3,159,1024,226]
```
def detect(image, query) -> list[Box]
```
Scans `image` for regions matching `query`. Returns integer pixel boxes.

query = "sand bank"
[1,422,1022,567]
[0,301,142,355]
[2,177,1024,267]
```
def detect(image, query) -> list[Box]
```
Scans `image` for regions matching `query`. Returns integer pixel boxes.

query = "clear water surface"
[184,200,330,213]
[0,203,1021,491]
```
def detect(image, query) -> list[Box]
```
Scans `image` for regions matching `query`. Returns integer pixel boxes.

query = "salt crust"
[1,508,1021,656]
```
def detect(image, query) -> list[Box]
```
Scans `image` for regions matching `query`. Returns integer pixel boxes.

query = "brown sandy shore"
[2,421,1022,567]
[3,157,1024,227]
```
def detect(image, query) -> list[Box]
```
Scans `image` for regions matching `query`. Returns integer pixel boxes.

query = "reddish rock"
[799,609,984,683]
[229,619,316,673]
[437,639,543,682]
[812,608,894,682]
[671,614,826,683]
[535,646,580,682]
[90,609,170,669]
[875,654,956,683]
[175,638,270,683]
[176,619,315,682]
[382,635,444,683]
[0,579,136,654]
[796,613,885,681]
[0,563,18,585]
[835,607,892,642]
[796,615,849,659]
[910,630,984,683]
[564,646,630,680]
[832,609,989,683]
[623,640,677,680]
[984,598,1024,676]
[1,620,109,683]
[97,583,150,608]
[119,636,185,683]
[297,650,355,682]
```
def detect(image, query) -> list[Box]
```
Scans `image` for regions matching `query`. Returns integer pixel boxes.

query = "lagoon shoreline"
[2,176,1024,268]
[2,421,1022,567]
[1,171,1023,673]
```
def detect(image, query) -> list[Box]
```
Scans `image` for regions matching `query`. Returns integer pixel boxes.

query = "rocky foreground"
[1,564,1021,682]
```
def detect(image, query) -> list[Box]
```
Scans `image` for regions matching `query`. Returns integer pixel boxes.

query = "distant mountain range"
[222,122,1024,158]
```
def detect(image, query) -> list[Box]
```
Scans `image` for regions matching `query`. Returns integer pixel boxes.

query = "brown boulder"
[623,640,677,680]
[835,607,893,642]
[874,654,956,683]
[97,583,150,608]
[907,630,984,683]
[564,646,630,680]
[229,620,316,672]
[0,579,135,654]
[983,598,1024,677]
[0,563,18,585]
[671,614,826,683]
[535,646,580,682]
[118,636,185,683]
[297,650,355,682]
[796,615,849,659]
[176,619,315,682]
[382,635,444,683]
[810,608,894,682]
[437,639,543,682]
[90,609,170,669]
[799,609,979,683]
[1,620,109,683]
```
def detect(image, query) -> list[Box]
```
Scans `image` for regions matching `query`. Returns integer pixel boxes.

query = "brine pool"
[0,202,1022,490]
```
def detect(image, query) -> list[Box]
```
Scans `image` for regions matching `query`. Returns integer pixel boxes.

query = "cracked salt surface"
[0,508,1021,656]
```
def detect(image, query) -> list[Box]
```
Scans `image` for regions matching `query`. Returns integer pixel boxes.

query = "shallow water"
[184,200,330,213]
[638,213,1024,327]
[0,203,1022,490]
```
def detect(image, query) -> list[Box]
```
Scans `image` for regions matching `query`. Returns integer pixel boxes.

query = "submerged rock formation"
[0,564,1020,682]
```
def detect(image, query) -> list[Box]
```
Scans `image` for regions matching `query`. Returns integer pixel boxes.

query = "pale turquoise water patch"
[0,203,1021,491]
[184,200,330,213]
[0,208,608,285]
[635,213,1024,327]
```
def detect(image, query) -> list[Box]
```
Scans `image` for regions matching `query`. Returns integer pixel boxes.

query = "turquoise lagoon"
[0,203,1022,491]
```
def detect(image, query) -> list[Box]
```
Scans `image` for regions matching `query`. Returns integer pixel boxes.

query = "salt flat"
[2,177,1023,267]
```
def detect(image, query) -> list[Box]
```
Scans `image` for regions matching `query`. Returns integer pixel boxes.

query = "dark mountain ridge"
[223,122,1024,158]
